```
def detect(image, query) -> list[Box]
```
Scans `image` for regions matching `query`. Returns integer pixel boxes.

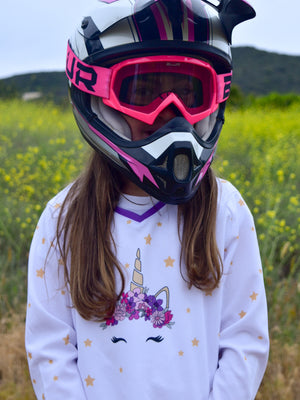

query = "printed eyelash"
[146,336,164,343]
[111,336,127,343]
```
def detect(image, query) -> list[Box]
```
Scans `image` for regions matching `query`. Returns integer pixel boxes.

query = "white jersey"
[25,179,269,400]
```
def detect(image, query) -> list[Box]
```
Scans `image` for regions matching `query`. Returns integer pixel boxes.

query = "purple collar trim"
[115,202,165,222]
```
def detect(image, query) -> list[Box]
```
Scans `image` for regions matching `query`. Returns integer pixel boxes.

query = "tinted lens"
[119,72,203,109]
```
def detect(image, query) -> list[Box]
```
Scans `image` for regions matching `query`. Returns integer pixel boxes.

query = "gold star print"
[186,308,191,313]
[238,199,245,206]
[49,360,53,364]
[239,310,246,319]
[127,220,132,224]
[258,336,263,340]
[63,334,70,345]
[119,368,123,373]
[28,352,32,360]
[54,203,61,209]
[259,269,262,274]
[42,238,46,244]
[250,292,258,301]
[164,256,175,267]
[53,376,58,381]
[36,268,45,278]
[144,234,152,244]
[61,290,66,296]
[124,263,130,269]
[84,339,92,347]
[157,222,162,227]
[178,351,184,356]
[33,379,36,384]
[85,375,95,387]
[42,394,45,400]
[192,338,199,347]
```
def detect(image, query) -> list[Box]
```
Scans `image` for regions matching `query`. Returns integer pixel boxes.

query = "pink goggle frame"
[66,43,232,125]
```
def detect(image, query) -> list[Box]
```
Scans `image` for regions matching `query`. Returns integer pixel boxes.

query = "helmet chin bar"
[118,105,226,204]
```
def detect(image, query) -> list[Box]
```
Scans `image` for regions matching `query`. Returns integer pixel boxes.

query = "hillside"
[1,47,300,102]
[231,47,300,96]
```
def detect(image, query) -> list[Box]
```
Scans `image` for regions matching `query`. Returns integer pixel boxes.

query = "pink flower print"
[151,310,165,328]
[136,300,149,312]
[121,292,129,304]
[113,302,126,321]
[106,316,118,326]
[128,288,145,304]
[164,310,173,325]
[145,307,153,321]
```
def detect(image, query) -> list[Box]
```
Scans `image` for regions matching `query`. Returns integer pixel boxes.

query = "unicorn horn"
[130,248,144,291]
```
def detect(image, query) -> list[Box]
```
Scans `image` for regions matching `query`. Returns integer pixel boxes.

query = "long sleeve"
[209,184,269,399]
[25,200,87,399]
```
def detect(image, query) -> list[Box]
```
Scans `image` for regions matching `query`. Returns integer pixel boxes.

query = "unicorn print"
[101,248,175,333]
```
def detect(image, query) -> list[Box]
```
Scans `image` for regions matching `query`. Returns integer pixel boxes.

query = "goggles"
[66,43,232,125]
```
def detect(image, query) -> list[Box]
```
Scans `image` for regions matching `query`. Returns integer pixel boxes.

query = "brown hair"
[56,151,222,322]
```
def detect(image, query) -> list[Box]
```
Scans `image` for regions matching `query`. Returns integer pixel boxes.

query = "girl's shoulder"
[216,178,252,219]
[40,183,74,223]
[46,183,74,209]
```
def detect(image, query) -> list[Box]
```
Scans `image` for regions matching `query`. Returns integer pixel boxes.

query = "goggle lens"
[119,72,203,109]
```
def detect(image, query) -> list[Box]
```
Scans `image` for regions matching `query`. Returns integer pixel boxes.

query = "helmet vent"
[173,154,190,181]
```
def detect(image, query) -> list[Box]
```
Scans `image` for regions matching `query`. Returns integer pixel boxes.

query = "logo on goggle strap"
[66,49,98,92]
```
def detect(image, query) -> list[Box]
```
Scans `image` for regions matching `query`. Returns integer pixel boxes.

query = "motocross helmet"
[66,0,255,204]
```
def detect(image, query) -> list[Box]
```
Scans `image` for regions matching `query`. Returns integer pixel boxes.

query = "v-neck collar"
[115,195,166,223]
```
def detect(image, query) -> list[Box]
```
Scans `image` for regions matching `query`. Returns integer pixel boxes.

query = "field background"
[0,95,299,399]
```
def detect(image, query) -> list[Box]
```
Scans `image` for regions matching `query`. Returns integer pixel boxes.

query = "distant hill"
[231,47,300,96]
[0,47,299,102]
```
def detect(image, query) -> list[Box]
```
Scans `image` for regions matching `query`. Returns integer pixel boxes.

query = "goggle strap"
[66,42,111,98]
[216,72,232,103]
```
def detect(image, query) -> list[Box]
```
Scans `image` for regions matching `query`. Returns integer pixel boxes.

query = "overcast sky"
[1,0,299,79]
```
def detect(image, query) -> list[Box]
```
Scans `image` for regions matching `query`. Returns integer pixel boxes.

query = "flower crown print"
[101,249,175,329]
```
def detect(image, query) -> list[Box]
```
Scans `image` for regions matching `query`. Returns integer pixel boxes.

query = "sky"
[1,0,299,79]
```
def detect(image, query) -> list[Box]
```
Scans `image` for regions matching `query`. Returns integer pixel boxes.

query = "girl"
[25,0,269,399]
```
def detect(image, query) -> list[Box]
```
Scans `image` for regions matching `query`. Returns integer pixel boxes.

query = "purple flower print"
[100,287,175,330]
[145,295,163,311]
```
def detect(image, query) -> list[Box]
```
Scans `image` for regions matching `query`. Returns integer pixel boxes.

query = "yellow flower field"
[0,98,299,398]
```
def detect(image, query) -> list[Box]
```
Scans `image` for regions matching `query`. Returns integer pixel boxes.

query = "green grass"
[0,97,299,398]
